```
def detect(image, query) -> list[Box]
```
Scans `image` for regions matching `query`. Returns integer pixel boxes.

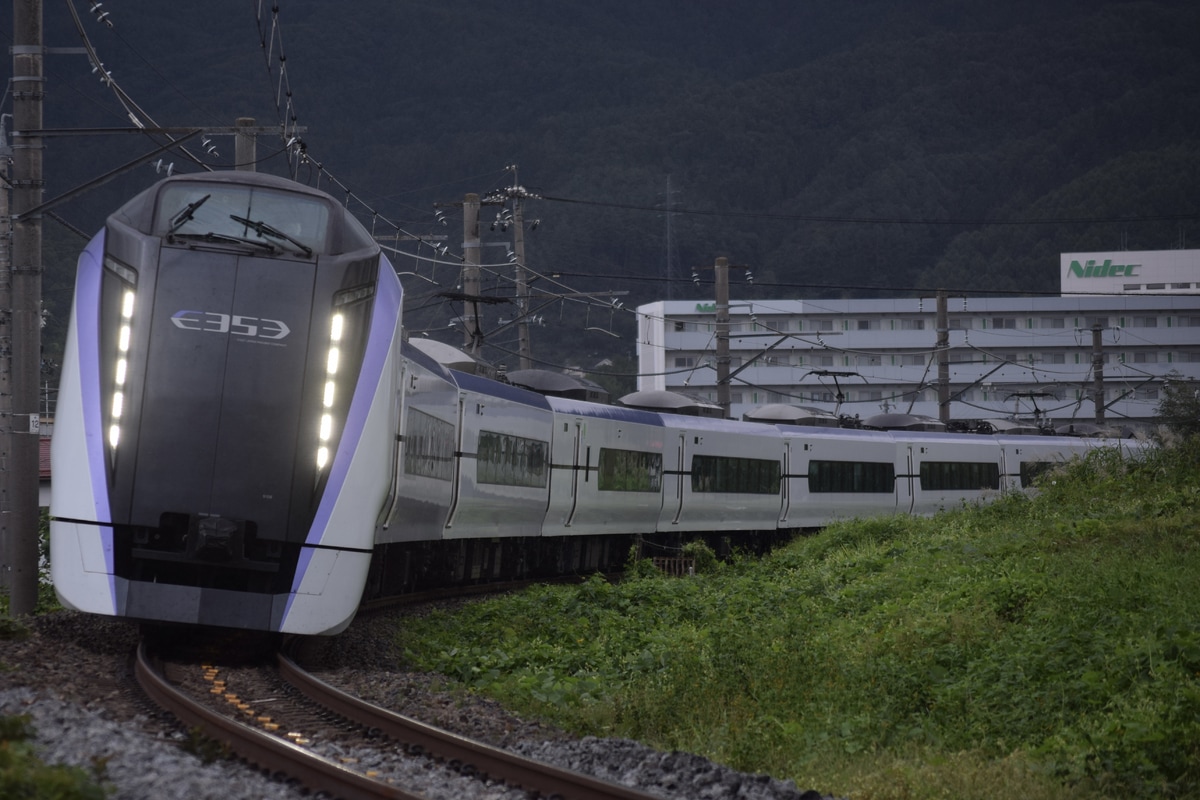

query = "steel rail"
[134,643,427,800]
[278,651,663,800]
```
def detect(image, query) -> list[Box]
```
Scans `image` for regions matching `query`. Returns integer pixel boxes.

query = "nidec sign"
[1068,259,1140,279]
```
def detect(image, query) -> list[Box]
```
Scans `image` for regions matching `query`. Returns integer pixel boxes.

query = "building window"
[949,318,972,330]
[903,354,926,366]
[1040,317,1065,329]
[1044,353,1066,364]
[1132,316,1158,328]
[1133,352,1158,363]
[674,356,696,368]
[900,319,926,331]
[811,319,834,331]
[991,317,1017,329]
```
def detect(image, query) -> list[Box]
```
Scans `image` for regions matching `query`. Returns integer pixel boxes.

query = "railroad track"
[134,641,663,800]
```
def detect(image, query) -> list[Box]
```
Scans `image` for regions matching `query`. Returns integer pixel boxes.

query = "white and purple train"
[50,172,1137,635]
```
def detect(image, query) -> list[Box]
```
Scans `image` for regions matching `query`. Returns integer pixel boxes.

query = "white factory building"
[635,249,1200,430]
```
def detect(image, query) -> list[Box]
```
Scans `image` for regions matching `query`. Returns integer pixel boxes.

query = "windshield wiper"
[229,214,314,257]
[167,194,211,233]
[168,231,278,254]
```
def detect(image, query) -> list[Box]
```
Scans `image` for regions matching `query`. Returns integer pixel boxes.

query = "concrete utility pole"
[235,117,257,171]
[509,192,533,371]
[5,0,45,616]
[481,168,541,370]
[714,256,731,418]
[1092,323,1106,424]
[461,193,482,354]
[936,290,950,423]
[0,117,11,594]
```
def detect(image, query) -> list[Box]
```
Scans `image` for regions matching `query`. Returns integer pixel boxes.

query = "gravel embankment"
[0,609,835,800]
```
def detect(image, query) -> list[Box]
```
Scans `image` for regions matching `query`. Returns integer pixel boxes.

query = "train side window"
[691,454,781,494]
[476,430,549,488]
[919,461,999,491]
[598,448,663,492]
[808,460,895,493]
[403,409,455,481]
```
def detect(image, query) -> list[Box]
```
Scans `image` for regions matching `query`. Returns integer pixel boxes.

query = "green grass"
[0,715,107,799]
[396,440,1200,799]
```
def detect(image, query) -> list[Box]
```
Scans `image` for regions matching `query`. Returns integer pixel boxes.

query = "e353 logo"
[171,310,291,340]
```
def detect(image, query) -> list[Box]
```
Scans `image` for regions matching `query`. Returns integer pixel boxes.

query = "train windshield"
[153,182,331,257]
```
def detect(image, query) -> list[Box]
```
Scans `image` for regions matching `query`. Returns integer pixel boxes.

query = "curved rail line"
[134,642,426,800]
[277,651,664,800]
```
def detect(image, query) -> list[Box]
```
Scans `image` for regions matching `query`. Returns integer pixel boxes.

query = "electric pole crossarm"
[724,336,791,383]
[22,126,302,137]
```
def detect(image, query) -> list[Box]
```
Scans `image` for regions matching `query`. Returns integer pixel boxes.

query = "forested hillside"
[12,0,1200,373]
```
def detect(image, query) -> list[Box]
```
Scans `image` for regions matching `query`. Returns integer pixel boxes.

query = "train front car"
[51,173,402,635]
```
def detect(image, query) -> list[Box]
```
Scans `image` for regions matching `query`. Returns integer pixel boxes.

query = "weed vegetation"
[0,714,106,799]
[398,441,1200,799]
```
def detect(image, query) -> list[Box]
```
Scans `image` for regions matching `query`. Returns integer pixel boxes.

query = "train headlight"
[316,313,344,470]
[109,289,136,451]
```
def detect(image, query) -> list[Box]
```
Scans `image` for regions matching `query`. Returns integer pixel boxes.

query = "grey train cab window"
[155,182,331,256]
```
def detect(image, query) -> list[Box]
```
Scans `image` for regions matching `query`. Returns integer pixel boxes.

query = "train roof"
[616,390,724,417]
[451,369,553,410]
[507,369,610,404]
[546,396,665,425]
[657,412,785,436]
[742,403,840,426]
[407,338,483,373]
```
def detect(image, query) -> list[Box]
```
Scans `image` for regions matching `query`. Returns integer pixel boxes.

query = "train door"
[778,439,792,525]
[672,431,691,525]
[376,358,409,529]
[564,419,584,527]
[900,445,916,514]
[443,394,468,530]
[998,445,1013,494]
